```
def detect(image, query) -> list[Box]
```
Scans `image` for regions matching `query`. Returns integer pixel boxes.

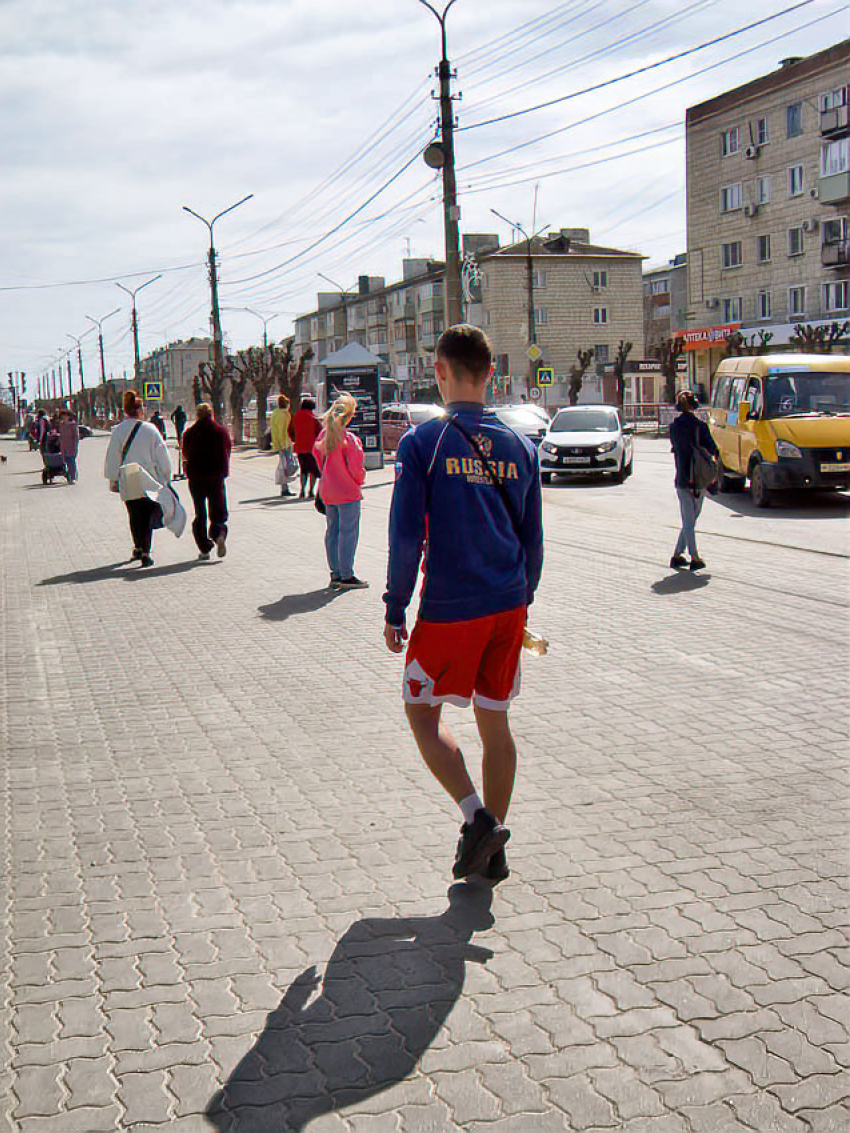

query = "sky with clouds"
[1,0,847,389]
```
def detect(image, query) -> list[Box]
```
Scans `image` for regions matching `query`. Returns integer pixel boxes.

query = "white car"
[539,405,634,483]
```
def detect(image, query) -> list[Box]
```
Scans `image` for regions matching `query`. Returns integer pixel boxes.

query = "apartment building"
[685,39,850,387]
[643,253,688,354]
[139,337,212,412]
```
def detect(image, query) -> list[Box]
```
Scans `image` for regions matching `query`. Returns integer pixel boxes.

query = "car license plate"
[820,462,850,472]
[562,456,591,464]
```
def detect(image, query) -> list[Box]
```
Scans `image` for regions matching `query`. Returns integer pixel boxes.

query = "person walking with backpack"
[104,390,172,567]
[314,393,367,590]
[181,402,232,560]
[669,389,719,572]
[383,325,544,885]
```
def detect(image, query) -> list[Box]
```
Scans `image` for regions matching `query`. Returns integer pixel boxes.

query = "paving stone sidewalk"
[1,434,848,1132]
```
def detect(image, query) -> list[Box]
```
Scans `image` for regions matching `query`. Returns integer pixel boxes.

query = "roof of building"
[686,37,850,126]
[492,235,642,259]
[320,342,385,369]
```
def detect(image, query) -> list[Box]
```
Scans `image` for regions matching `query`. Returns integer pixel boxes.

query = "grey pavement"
[1,430,848,1133]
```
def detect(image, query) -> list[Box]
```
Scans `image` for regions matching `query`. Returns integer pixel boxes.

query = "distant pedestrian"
[34,409,51,451]
[58,410,80,483]
[170,405,187,443]
[314,393,367,590]
[150,410,167,440]
[269,394,294,497]
[290,396,322,498]
[669,389,719,572]
[104,390,172,568]
[181,402,232,561]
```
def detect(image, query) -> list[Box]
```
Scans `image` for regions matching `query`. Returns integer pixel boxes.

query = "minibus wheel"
[750,461,773,508]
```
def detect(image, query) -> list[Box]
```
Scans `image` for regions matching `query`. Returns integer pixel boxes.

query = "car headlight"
[597,440,617,453]
[541,442,557,454]
[775,440,802,459]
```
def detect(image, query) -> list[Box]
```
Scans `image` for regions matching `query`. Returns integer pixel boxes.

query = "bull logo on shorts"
[407,677,426,698]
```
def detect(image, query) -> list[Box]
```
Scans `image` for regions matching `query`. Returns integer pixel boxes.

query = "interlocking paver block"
[588,1065,667,1119]
[63,1055,118,1109]
[544,1073,618,1129]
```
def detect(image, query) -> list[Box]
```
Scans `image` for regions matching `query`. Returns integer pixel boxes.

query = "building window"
[789,286,806,319]
[534,307,548,326]
[823,281,849,312]
[786,101,803,138]
[595,344,610,363]
[788,164,804,197]
[720,183,743,212]
[593,307,608,325]
[823,216,848,245]
[650,277,669,295]
[721,241,743,269]
[532,269,547,288]
[821,138,850,177]
[721,127,740,156]
[592,269,608,290]
[820,86,849,111]
[757,291,771,320]
[722,297,743,322]
[484,310,492,327]
[756,117,769,146]
[756,176,771,204]
[788,227,804,256]
[757,234,771,263]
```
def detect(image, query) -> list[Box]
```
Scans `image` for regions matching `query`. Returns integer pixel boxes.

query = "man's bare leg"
[405,703,475,803]
[475,705,517,823]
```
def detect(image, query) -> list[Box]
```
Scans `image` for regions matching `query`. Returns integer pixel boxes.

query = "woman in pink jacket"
[314,393,367,590]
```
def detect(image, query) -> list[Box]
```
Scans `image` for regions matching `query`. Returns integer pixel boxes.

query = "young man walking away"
[181,403,232,560]
[383,325,544,884]
[669,389,719,571]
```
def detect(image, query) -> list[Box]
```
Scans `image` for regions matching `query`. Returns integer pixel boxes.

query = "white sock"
[459,792,484,825]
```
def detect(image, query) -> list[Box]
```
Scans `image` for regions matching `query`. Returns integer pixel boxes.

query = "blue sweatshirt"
[384,402,544,626]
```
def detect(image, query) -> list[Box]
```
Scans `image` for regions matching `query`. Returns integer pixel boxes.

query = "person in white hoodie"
[104,390,172,567]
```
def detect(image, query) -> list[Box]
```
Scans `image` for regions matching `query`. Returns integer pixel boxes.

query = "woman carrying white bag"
[270,394,298,496]
[104,389,180,567]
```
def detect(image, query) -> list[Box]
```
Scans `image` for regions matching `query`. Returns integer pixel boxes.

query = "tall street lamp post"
[183,195,254,398]
[86,307,120,387]
[417,0,463,330]
[317,273,356,346]
[116,275,162,382]
[223,307,282,349]
[491,209,549,397]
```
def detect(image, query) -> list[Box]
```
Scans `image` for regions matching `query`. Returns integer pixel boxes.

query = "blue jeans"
[325,501,361,579]
[675,486,704,557]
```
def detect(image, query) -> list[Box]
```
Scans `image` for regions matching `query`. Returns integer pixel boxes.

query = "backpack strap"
[445,415,522,539]
[120,422,143,466]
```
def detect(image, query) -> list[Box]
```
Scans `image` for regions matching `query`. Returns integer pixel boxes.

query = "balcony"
[821,104,850,138]
[819,171,850,205]
[822,240,850,268]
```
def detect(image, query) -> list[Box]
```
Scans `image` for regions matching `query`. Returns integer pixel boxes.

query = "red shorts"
[403,607,526,711]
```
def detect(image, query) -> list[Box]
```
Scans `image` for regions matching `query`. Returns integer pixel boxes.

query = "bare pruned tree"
[195,360,227,421]
[657,337,685,404]
[226,356,250,444]
[568,349,595,406]
[613,340,633,410]
[790,321,850,353]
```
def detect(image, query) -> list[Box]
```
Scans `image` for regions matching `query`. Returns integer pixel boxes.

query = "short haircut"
[123,390,142,416]
[436,324,493,383]
[197,402,213,419]
[277,394,289,409]
[301,396,316,410]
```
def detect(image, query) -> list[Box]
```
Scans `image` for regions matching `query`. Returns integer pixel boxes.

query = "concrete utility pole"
[183,195,254,397]
[418,0,463,329]
[491,209,549,397]
[66,330,91,392]
[116,275,162,381]
[86,308,120,386]
[66,356,72,400]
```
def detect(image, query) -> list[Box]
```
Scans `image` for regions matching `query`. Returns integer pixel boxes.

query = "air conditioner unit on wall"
[743,203,759,218]
[801,218,819,233]
[744,145,760,159]
[810,186,820,199]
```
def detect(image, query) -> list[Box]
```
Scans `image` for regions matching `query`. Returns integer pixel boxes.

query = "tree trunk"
[255,381,272,448]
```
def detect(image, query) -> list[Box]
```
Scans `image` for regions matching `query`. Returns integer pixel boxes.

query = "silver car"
[539,405,634,483]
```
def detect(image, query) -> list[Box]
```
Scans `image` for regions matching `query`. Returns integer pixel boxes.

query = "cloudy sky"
[1,0,846,390]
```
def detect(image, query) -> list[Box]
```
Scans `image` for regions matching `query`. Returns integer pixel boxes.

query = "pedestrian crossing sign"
[143,380,163,401]
[537,367,554,387]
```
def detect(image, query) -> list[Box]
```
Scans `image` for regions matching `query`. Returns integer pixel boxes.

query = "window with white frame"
[788,164,804,197]
[592,269,608,290]
[789,286,806,318]
[756,117,769,145]
[756,175,771,204]
[650,277,669,294]
[721,127,740,156]
[786,101,803,138]
[757,234,771,263]
[788,227,804,256]
[757,291,771,319]
[594,344,609,363]
[722,241,743,269]
[823,216,848,245]
[823,281,849,312]
[593,307,608,324]
[819,86,849,112]
[532,268,547,288]
[821,138,850,177]
[722,297,743,322]
[534,307,548,325]
[720,183,743,212]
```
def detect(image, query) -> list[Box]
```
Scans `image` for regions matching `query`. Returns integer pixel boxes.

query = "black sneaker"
[329,574,342,590]
[337,577,369,590]
[452,809,510,880]
[486,847,510,885]
[131,548,143,561]
[689,556,706,571]
[670,554,687,569]
[139,554,154,568]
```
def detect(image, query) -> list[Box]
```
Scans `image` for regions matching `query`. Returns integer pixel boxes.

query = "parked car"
[489,405,549,446]
[707,353,850,507]
[539,405,633,483]
[382,403,445,451]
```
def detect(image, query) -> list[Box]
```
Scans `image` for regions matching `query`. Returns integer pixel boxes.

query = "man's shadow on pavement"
[206,883,494,1132]
[651,571,711,595]
[38,559,210,586]
[258,588,343,621]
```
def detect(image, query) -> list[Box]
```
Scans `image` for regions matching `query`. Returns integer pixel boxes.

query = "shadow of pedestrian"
[651,572,711,595]
[240,495,304,507]
[37,562,133,586]
[258,588,343,621]
[123,560,210,581]
[206,884,494,1132]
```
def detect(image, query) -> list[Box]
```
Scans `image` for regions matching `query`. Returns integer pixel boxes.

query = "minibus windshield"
[764,372,850,418]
